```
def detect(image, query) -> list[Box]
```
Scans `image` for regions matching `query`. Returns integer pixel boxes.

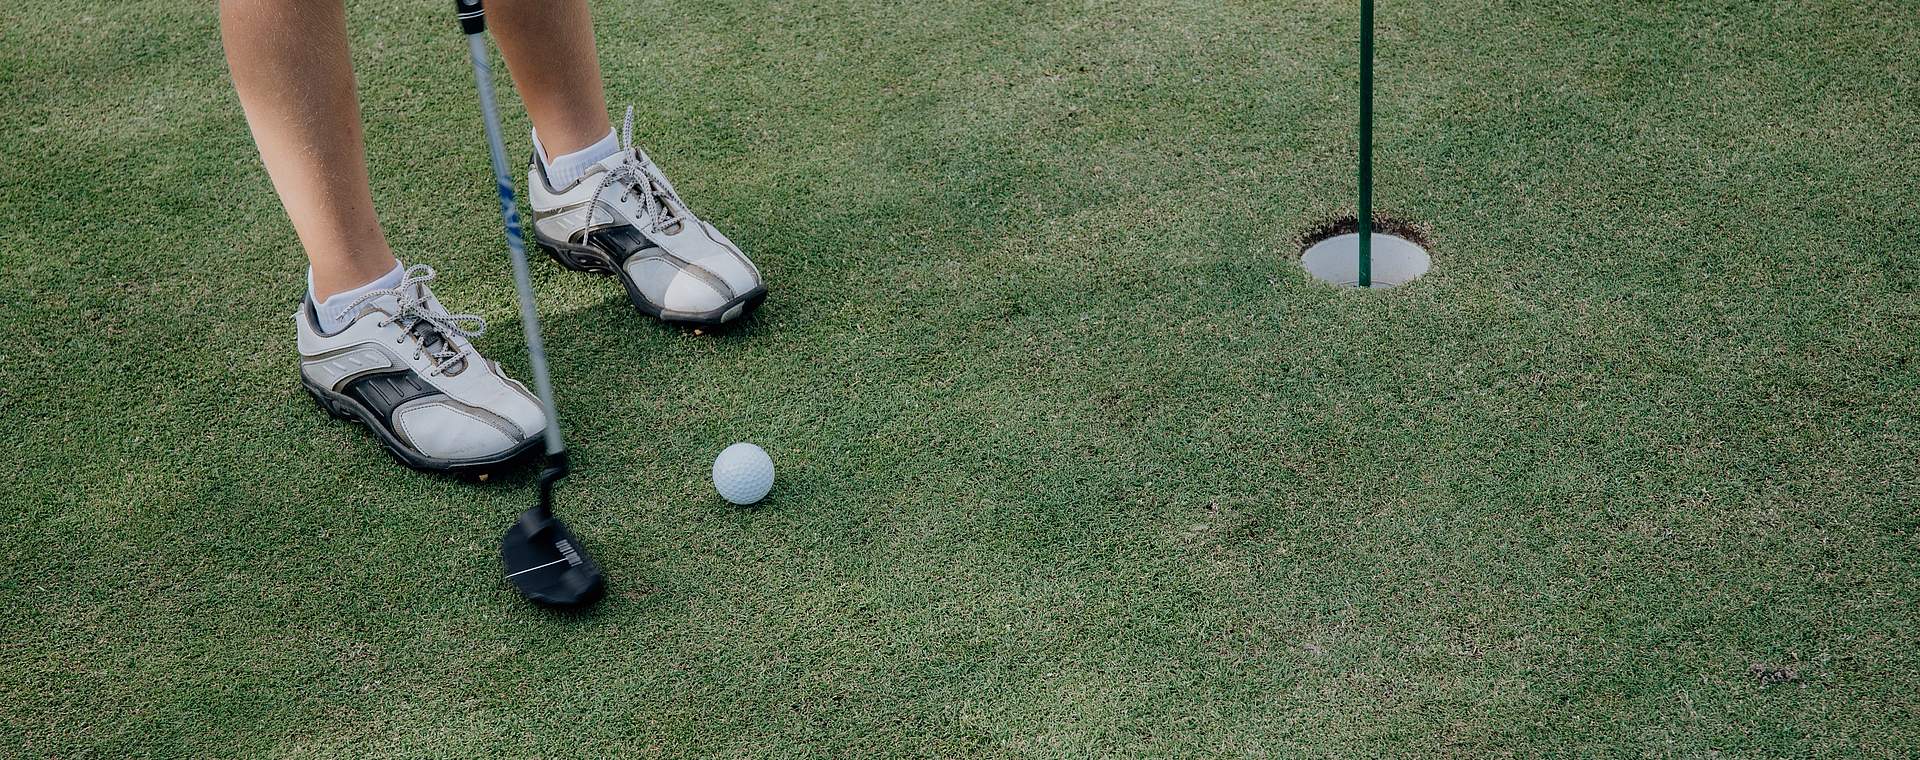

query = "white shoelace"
[334,264,486,376]
[581,105,691,238]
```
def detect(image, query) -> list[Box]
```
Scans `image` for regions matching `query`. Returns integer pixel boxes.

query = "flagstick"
[1358,0,1374,288]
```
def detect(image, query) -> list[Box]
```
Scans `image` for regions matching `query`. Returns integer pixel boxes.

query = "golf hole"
[1297,217,1433,289]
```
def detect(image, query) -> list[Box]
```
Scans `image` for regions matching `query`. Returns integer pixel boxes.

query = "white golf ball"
[712,442,774,505]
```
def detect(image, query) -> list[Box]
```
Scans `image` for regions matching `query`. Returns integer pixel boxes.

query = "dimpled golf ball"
[712,442,774,505]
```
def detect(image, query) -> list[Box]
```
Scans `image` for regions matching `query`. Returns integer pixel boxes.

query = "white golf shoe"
[526,108,766,326]
[298,264,546,472]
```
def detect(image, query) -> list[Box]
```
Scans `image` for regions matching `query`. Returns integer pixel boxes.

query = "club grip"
[456,0,485,34]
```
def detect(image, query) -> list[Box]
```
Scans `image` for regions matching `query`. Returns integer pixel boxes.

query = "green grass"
[3,0,1916,755]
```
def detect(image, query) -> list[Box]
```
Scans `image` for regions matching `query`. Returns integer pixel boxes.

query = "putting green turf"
[3,0,1916,755]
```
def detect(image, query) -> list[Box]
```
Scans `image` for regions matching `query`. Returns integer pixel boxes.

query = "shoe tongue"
[588,151,680,231]
[412,322,465,374]
[400,286,470,375]
[341,283,465,375]
[621,152,690,234]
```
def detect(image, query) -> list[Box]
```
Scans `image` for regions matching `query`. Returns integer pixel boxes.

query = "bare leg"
[221,0,397,300]
[489,0,613,158]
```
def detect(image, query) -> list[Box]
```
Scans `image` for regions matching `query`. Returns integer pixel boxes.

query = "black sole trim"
[532,226,767,327]
[304,377,540,475]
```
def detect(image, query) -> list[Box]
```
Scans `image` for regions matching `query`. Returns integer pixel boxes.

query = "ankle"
[310,255,402,302]
[534,127,619,189]
[309,260,404,333]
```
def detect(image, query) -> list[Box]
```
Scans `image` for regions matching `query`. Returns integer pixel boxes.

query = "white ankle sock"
[534,128,620,189]
[311,262,404,334]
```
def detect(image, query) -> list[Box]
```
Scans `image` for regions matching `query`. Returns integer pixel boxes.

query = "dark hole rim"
[1293,212,1436,256]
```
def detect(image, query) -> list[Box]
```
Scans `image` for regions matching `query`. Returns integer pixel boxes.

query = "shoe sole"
[532,228,767,327]
[304,377,541,475]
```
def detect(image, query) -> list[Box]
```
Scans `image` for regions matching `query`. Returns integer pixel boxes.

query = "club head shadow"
[501,505,605,608]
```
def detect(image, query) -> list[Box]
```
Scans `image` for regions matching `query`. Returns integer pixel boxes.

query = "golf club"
[457,0,605,608]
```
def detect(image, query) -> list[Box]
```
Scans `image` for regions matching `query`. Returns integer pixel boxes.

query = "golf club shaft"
[460,4,564,456]
[1358,0,1373,288]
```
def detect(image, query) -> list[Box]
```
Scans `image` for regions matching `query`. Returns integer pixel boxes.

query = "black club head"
[501,505,605,608]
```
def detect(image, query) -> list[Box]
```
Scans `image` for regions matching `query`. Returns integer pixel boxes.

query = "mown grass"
[1,0,1915,755]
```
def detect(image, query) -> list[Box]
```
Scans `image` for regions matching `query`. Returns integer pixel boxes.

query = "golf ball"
[712,442,774,505]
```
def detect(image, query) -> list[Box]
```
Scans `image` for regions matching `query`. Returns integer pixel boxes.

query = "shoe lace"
[334,264,487,377]
[582,105,690,237]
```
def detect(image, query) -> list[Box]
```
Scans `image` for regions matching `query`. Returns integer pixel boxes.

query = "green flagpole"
[1358,0,1373,287]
